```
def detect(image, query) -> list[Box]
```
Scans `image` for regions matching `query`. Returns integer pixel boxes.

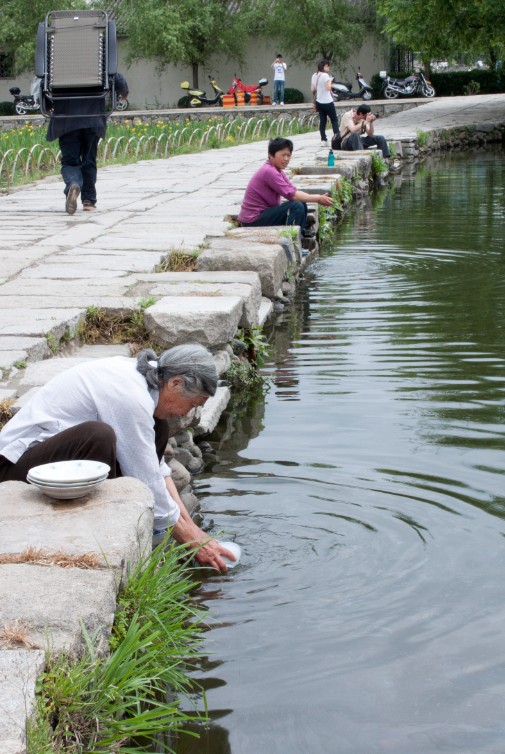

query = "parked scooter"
[331,70,373,102]
[115,95,129,111]
[179,76,224,107]
[380,70,436,99]
[228,74,268,104]
[9,78,41,115]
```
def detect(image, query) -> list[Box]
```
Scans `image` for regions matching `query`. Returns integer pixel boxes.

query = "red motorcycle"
[228,74,268,104]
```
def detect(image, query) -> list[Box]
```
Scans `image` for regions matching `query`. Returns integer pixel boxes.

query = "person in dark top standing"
[46,72,128,214]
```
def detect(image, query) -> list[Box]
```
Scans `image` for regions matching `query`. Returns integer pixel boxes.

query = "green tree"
[254,0,372,67]
[118,0,253,87]
[377,0,505,71]
[0,0,86,74]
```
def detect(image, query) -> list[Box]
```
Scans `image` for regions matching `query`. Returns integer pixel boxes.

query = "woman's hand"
[193,538,236,572]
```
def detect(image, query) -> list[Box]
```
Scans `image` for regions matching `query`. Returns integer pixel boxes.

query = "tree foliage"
[377,0,505,68]
[254,0,373,67]
[119,0,254,86]
[0,0,86,74]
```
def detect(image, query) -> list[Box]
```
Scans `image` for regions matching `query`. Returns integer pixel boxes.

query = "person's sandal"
[83,199,96,211]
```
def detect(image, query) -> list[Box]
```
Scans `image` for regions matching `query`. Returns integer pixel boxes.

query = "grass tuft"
[156,247,199,272]
[0,547,101,569]
[77,299,157,350]
[1,620,39,649]
[0,397,14,429]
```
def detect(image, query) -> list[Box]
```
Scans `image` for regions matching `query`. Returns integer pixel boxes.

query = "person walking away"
[311,59,339,147]
[47,72,129,214]
[237,137,334,237]
[339,104,390,158]
[272,54,287,105]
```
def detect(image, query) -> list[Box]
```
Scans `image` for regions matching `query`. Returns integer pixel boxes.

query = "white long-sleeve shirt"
[0,356,178,530]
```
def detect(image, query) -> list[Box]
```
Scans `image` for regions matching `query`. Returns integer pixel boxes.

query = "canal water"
[175,150,505,754]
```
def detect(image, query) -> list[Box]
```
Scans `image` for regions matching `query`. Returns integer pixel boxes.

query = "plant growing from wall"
[417,130,428,147]
[371,150,388,177]
[235,327,270,368]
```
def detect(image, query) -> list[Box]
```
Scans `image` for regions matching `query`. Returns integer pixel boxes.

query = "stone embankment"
[1,93,505,752]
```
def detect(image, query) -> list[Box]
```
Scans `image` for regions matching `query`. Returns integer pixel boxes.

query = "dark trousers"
[343,132,391,158]
[316,101,339,141]
[0,419,169,483]
[241,200,308,232]
[59,128,100,204]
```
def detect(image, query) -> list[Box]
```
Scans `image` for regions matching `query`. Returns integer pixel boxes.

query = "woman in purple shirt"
[237,138,333,235]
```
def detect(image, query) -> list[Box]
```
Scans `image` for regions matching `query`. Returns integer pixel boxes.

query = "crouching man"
[340,104,390,158]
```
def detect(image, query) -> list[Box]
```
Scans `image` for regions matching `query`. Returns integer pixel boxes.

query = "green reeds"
[28,540,206,753]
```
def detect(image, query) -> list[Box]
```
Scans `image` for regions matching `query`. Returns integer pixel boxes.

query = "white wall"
[0,33,388,109]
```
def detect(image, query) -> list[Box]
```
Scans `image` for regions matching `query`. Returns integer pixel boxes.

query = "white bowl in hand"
[219,541,241,569]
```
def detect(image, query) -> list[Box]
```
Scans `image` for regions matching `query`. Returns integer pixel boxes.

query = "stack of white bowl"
[27,460,110,500]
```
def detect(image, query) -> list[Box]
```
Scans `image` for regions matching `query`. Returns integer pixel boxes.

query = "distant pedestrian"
[272,54,287,106]
[311,59,339,147]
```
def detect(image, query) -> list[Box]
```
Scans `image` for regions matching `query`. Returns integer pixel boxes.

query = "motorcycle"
[228,75,268,104]
[331,70,373,102]
[380,70,436,99]
[9,78,41,115]
[179,76,224,107]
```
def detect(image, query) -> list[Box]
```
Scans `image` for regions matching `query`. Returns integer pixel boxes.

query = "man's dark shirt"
[46,73,128,142]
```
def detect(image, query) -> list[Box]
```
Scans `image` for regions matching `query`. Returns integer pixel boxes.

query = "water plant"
[417,130,428,147]
[235,326,270,368]
[371,150,388,177]
[27,541,207,753]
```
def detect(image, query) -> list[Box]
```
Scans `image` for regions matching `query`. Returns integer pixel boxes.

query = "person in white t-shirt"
[272,54,287,105]
[311,59,340,147]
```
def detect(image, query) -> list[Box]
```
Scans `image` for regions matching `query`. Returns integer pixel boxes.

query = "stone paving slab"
[145,295,244,349]
[0,563,117,656]
[0,478,153,580]
[194,385,232,436]
[0,649,46,754]
[142,281,260,328]
[0,309,82,338]
[197,239,288,299]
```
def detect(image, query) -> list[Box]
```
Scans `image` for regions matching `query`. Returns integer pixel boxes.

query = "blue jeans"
[59,128,101,204]
[316,101,339,141]
[241,200,308,232]
[273,80,285,104]
[343,132,390,158]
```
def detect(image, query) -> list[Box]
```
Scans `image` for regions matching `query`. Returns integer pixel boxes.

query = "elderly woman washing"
[0,343,235,572]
